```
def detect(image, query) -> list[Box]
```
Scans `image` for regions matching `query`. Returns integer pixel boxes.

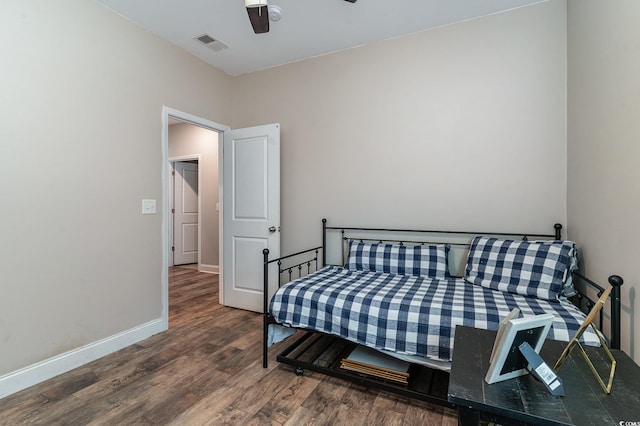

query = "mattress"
[269,266,600,365]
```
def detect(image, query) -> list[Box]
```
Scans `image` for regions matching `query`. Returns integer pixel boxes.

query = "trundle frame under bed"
[262,219,623,408]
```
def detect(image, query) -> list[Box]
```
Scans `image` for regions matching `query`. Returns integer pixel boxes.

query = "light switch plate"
[142,199,156,215]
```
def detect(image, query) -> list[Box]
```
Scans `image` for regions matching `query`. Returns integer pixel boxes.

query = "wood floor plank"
[196,405,253,425]
[249,370,323,424]
[227,365,305,417]
[165,383,241,425]
[361,393,409,426]
[283,406,322,426]
[331,383,379,426]
[403,402,458,426]
[0,266,458,425]
[299,375,350,421]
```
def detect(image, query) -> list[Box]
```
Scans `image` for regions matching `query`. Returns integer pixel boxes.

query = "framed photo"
[554,282,617,394]
[489,308,520,365]
[485,313,555,384]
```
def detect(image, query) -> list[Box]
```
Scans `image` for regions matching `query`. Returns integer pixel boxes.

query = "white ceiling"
[96,0,546,76]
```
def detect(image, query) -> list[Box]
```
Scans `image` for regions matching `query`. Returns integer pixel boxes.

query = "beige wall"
[8,0,635,395]
[567,0,640,360]
[232,0,568,256]
[168,123,220,269]
[0,0,233,376]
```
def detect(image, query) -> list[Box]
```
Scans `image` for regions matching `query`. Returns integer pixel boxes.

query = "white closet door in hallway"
[174,161,199,265]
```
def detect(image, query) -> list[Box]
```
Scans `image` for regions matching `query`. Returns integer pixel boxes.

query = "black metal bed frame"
[262,218,623,407]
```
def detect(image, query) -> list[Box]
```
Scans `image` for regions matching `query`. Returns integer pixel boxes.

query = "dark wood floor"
[0,267,457,425]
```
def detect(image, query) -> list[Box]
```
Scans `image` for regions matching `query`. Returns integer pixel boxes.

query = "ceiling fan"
[245,0,357,34]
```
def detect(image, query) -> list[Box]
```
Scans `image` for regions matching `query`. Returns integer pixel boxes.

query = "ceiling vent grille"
[194,34,228,52]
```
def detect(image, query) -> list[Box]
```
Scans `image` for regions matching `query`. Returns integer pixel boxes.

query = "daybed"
[262,219,622,407]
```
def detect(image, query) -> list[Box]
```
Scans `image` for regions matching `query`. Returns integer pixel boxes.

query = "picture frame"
[554,282,617,394]
[489,308,520,365]
[485,313,555,384]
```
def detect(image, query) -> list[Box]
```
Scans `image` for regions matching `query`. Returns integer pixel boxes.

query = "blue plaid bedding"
[269,266,600,362]
[465,237,578,301]
[345,240,449,278]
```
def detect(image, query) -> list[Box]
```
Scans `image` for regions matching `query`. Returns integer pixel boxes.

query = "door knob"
[269,226,277,233]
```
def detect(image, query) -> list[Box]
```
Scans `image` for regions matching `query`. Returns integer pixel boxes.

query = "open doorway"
[166,115,225,272]
[162,107,281,328]
[162,107,230,330]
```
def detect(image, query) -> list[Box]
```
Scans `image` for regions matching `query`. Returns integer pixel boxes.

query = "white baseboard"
[0,319,165,399]
[199,264,219,274]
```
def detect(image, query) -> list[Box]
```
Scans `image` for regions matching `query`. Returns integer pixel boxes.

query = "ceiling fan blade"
[344,0,357,3]
[246,6,269,34]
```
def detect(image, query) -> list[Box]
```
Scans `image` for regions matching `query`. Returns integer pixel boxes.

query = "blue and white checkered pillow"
[464,237,578,301]
[345,240,449,278]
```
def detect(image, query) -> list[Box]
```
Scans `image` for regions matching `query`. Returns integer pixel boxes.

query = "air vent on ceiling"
[194,34,229,52]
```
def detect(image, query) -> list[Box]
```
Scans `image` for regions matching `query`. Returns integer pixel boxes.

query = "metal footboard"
[263,245,323,368]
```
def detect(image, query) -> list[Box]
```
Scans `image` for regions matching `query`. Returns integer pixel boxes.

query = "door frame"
[162,106,229,330]
[168,156,201,268]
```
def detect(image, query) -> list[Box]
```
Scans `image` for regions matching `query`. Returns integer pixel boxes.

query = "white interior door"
[174,161,199,265]
[222,123,280,312]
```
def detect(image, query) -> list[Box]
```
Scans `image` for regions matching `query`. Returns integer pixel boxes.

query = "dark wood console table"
[448,326,640,425]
